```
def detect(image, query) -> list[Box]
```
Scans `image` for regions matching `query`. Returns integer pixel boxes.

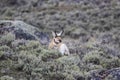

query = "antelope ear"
[57,30,64,36]
[52,31,56,37]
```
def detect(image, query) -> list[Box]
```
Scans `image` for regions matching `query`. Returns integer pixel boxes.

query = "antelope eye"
[59,40,62,42]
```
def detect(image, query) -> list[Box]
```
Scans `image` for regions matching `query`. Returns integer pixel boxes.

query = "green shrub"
[83,50,100,65]
[26,41,40,49]
[101,56,120,69]
[0,45,10,52]
[41,49,61,61]
[105,74,117,80]
[0,51,4,58]
[57,55,80,65]
[16,41,41,50]
[0,32,15,46]
[87,64,103,70]
[0,76,15,80]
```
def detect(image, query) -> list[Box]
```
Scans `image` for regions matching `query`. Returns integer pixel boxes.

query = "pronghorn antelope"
[48,29,70,55]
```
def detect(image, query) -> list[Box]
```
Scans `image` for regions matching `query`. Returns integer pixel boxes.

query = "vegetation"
[0,33,120,79]
[0,0,120,80]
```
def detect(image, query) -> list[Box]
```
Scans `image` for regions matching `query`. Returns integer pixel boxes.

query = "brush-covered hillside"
[0,0,120,80]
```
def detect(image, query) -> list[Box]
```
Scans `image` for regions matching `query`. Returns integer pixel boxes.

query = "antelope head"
[52,30,64,44]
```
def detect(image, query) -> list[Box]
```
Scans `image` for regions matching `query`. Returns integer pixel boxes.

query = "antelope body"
[48,30,70,55]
